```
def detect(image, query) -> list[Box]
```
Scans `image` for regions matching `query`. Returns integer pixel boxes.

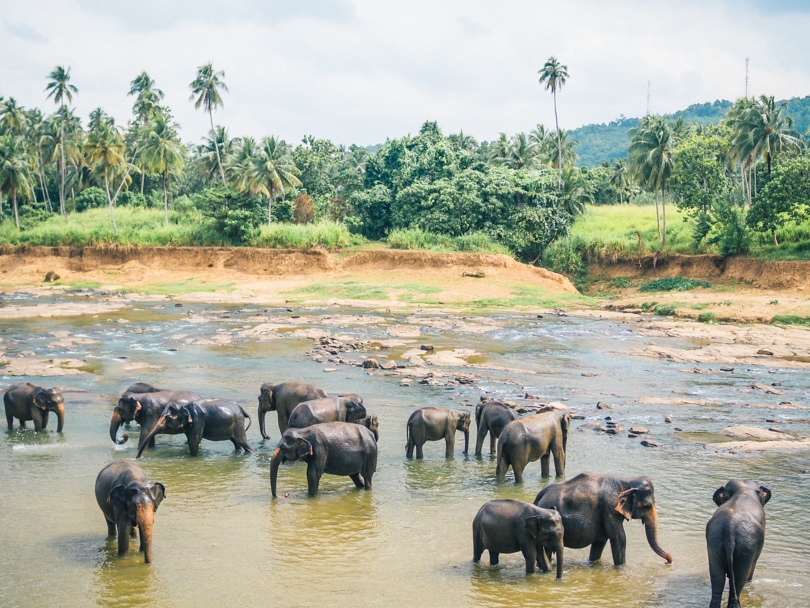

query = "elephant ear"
[524,516,543,540]
[32,390,49,410]
[758,485,772,506]
[151,482,166,510]
[712,486,730,506]
[108,484,127,507]
[296,439,313,459]
[614,488,637,520]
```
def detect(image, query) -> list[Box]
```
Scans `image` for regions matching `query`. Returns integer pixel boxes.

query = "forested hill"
[572,95,810,167]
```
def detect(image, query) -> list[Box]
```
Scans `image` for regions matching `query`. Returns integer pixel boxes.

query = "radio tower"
[646,80,651,115]
[745,58,750,98]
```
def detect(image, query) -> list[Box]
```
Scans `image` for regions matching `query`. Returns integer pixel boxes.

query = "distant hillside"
[572,95,810,167]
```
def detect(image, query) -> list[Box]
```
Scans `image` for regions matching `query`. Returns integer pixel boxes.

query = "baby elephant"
[95,460,165,563]
[706,479,772,608]
[4,382,65,432]
[406,407,470,459]
[286,394,366,429]
[473,499,564,577]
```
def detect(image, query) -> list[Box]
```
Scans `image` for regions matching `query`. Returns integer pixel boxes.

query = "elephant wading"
[110,383,201,448]
[706,479,771,608]
[95,460,165,563]
[473,499,565,577]
[534,472,673,566]
[495,409,570,483]
[4,382,65,432]
[136,399,253,458]
[270,422,377,498]
[475,399,518,456]
[286,394,365,429]
[354,415,379,442]
[406,407,470,459]
[258,381,327,438]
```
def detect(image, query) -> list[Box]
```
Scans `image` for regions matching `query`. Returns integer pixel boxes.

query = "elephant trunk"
[136,417,166,459]
[259,408,270,441]
[136,504,155,564]
[54,401,65,433]
[554,540,564,579]
[463,429,469,454]
[270,447,281,498]
[643,504,673,564]
[110,409,128,444]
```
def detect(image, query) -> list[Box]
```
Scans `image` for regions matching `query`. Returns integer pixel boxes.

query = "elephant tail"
[240,406,252,432]
[405,423,410,449]
[561,413,570,453]
[495,438,509,482]
[725,536,738,603]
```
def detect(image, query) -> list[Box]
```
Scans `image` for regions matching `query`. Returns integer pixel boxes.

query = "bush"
[74,187,107,212]
[697,312,716,323]
[117,191,148,208]
[639,278,711,292]
[653,303,677,316]
[253,221,353,249]
[541,237,584,276]
[293,193,315,224]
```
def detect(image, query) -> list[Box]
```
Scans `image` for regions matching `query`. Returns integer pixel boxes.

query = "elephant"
[353,415,379,442]
[95,460,165,563]
[474,399,518,456]
[270,422,377,498]
[136,399,253,458]
[495,408,570,483]
[110,383,201,448]
[534,472,673,566]
[258,381,327,438]
[405,407,470,459]
[472,499,565,578]
[4,382,65,432]
[286,394,365,429]
[706,479,771,608]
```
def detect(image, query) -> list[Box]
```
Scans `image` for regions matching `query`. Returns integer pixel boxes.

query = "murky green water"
[1,296,808,607]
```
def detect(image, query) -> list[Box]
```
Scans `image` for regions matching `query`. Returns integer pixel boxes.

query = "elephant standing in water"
[706,479,771,608]
[474,399,518,456]
[534,472,673,566]
[95,460,165,563]
[473,499,565,577]
[405,407,470,459]
[495,409,570,483]
[110,383,201,449]
[258,381,327,438]
[136,399,253,457]
[4,382,65,432]
[270,422,377,498]
[286,394,365,429]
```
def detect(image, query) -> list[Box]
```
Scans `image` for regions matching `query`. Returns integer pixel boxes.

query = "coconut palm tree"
[189,62,228,186]
[45,65,78,216]
[0,98,28,135]
[488,132,512,166]
[139,113,186,225]
[0,134,34,228]
[610,158,630,204]
[530,123,554,165]
[548,129,579,171]
[538,56,569,189]
[196,125,235,185]
[225,136,259,193]
[506,132,538,170]
[252,136,302,226]
[83,123,127,233]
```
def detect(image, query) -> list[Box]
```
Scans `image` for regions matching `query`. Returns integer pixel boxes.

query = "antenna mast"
[745,58,750,98]
[646,80,651,115]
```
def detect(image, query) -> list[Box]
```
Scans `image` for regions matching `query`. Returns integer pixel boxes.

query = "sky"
[1,0,809,148]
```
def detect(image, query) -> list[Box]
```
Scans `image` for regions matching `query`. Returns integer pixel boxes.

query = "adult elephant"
[473,499,565,578]
[270,422,377,498]
[706,479,771,608]
[534,472,673,566]
[406,407,470,459]
[136,399,253,458]
[4,382,65,432]
[353,415,379,442]
[474,399,518,456]
[257,381,327,438]
[495,409,570,483]
[95,460,165,564]
[286,395,365,429]
[109,383,201,448]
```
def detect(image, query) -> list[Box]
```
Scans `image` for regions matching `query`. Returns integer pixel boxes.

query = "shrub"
[639,278,711,292]
[697,312,716,323]
[293,193,315,224]
[771,315,810,327]
[117,191,148,208]
[541,237,584,276]
[74,187,107,212]
[608,276,633,288]
[653,303,677,316]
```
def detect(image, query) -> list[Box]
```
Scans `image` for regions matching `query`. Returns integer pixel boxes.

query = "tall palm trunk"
[553,90,562,190]
[163,173,168,226]
[13,192,19,229]
[661,182,667,248]
[210,111,227,187]
[104,173,118,234]
[654,188,660,235]
[59,115,66,215]
[38,161,52,212]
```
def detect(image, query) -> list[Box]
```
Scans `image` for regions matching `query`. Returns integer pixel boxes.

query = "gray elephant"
[495,409,570,483]
[95,460,165,564]
[110,382,201,448]
[473,499,565,577]
[136,399,253,458]
[4,382,65,432]
[405,407,470,459]
[706,479,771,608]
[286,394,365,429]
[474,399,518,455]
[270,422,377,498]
[353,415,379,442]
[258,381,327,438]
[534,472,673,566]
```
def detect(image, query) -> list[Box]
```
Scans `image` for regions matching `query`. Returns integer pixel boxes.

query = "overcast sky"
[2,0,809,148]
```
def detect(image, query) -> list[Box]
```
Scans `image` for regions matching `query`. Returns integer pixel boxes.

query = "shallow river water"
[1,295,808,607]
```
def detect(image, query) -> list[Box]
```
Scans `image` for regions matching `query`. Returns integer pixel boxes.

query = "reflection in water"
[91,545,162,608]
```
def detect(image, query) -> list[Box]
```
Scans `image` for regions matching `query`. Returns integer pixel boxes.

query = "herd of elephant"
[5,379,771,607]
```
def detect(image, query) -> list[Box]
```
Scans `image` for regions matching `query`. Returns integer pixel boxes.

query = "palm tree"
[129,71,166,193]
[0,134,34,228]
[538,56,569,189]
[225,136,259,193]
[530,123,553,165]
[83,123,127,233]
[548,129,579,171]
[45,65,78,216]
[139,113,186,225]
[610,158,630,204]
[196,125,235,185]
[0,98,28,135]
[252,136,302,226]
[88,107,114,132]
[189,62,228,186]
[488,132,512,166]
[506,133,538,169]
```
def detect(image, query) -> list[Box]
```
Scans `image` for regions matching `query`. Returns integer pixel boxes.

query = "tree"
[252,136,302,226]
[45,65,78,215]
[0,98,28,135]
[610,158,630,204]
[83,123,128,233]
[0,134,34,228]
[747,155,810,245]
[629,115,674,247]
[538,56,569,189]
[548,129,579,171]
[128,71,166,193]
[190,62,228,186]
[139,113,186,225]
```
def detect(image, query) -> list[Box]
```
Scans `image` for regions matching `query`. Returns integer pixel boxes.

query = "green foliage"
[608,276,633,288]
[771,315,810,327]
[541,236,584,276]
[73,186,107,212]
[748,155,810,243]
[697,312,717,323]
[707,192,751,256]
[117,190,148,207]
[670,126,731,217]
[653,303,677,316]
[385,227,510,254]
[639,277,711,292]
[252,221,354,249]
[18,201,52,230]
[194,187,264,245]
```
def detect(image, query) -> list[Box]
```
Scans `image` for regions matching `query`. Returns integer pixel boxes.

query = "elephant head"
[525,511,564,579]
[258,383,277,440]
[110,396,142,445]
[614,477,673,564]
[713,479,771,507]
[457,411,471,454]
[135,404,193,458]
[358,415,379,442]
[33,387,65,432]
[270,430,313,498]
[108,480,165,563]
[340,394,366,422]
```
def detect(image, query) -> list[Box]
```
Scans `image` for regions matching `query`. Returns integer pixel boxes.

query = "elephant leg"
[105,518,116,537]
[474,427,486,456]
[489,434,497,455]
[513,459,525,484]
[130,527,137,538]
[445,431,455,459]
[306,463,322,497]
[495,454,509,483]
[188,435,201,456]
[349,473,364,488]
[362,461,374,490]
[537,545,552,573]
[522,545,538,574]
[405,438,414,458]
[609,528,627,566]
[708,561,726,608]
[589,539,608,562]
[416,441,424,459]
[552,446,565,477]
[473,531,484,563]
[540,453,551,477]
[116,518,131,556]
[489,551,500,566]
[5,411,13,430]
[32,409,45,431]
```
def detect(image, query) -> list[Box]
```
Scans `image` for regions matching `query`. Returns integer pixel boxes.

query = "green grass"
[653,303,677,316]
[128,278,237,295]
[297,280,389,300]
[639,278,711,292]
[771,315,810,327]
[697,312,717,323]
[465,287,593,310]
[252,221,358,249]
[386,228,511,255]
